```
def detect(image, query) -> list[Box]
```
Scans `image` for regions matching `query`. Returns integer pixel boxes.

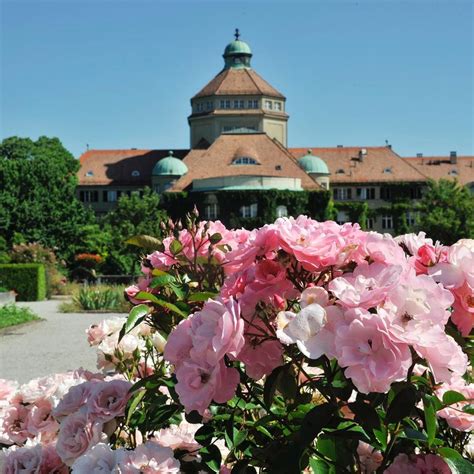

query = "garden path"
[0,300,127,383]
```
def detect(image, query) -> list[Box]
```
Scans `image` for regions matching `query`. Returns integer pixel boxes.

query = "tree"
[0,136,93,261]
[417,179,474,244]
[102,188,168,274]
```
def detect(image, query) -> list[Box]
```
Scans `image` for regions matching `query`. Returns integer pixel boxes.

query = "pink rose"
[175,359,240,415]
[238,337,284,380]
[116,440,180,473]
[56,411,105,465]
[335,309,412,393]
[53,380,100,420]
[0,403,31,444]
[26,398,59,440]
[87,379,132,422]
[357,441,383,473]
[71,443,117,473]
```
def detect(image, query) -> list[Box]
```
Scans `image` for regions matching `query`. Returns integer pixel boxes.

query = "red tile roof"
[289,146,428,184]
[193,68,285,99]
[169,133,321,191]
[77,149,189,186]
[402,156,474,186]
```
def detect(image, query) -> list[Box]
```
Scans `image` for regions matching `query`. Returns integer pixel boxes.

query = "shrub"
[0,304,40,329]
[0,264,47,301]
[9,242,67,297]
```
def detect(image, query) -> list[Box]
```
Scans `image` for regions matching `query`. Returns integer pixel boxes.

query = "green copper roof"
[224,39,252,57]
[298,150,330,175]
[223,29,252,69]
[152,151,188,176]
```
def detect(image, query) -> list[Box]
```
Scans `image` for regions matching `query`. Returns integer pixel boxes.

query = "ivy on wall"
[161,190,331,229]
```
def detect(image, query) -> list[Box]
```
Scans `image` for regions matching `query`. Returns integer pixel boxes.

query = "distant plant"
[63,285,130,312]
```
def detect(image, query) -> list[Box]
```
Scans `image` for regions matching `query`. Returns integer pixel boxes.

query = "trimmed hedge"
[0,264,47,301]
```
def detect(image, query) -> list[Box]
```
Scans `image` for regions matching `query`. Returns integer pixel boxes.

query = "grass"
[59,284,131,313]
[0,304,41,329]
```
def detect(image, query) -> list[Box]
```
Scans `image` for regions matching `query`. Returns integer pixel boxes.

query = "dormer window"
[131,170,140,177]
[233,157,258,165]
[264,100,273,110]
[383,167,393,174]
[335,169,345,174]
[448,169,458,176]
[85,170,94,177]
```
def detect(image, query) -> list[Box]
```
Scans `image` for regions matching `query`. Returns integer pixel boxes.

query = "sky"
[1,0,473,158]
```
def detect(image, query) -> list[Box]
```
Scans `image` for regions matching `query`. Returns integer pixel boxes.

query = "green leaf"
[135,291,187,317]
[442,390,466,406]
[125,235,164,251]
[423,395,437,447]
[348,401,380,431]
[263,365,286,407]
[188,291,218,302]
[443,456,474,474]
[126,389,145,425]
[149,274,176,288]
[169,239,183,255]
[385,386,417,425]
[300,403,336,445]
[462,404,474,415]
[200,444,222,472]
[194,424,215,446]
[309,458,334,474]
[119,304,149,341]
[438,447,464,461]
[231,460,257,474]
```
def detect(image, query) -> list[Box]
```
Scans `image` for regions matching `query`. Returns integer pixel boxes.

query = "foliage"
[0,304,41,329]
[101,188,168,275]
[61,284,130,312]
[0,136,93,262]
[417,179,474,244]
[9,242,67,297]
[161,189,331,228]
[0,264,47,301]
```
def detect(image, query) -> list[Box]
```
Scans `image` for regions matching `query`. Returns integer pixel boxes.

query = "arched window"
[204,203,219,220]
[276,205,288,218]
[232,157,258,165]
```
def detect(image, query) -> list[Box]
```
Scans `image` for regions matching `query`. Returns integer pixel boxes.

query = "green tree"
[417,179,474,244]
[102,188,168,274]
[0,136,93,261]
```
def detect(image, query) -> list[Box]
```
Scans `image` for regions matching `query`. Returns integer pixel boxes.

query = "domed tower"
[151,151,188,193]
[298,149,330,189]
[189,30,288,148]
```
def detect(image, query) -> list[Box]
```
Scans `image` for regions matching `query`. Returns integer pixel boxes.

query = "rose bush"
[1,214,473,473]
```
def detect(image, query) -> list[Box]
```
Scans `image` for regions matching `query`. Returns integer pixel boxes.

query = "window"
[335,169,345,174]
[264,100,273,110]
[383,167,393,174]
[276,205,288,218]
[79,190,98,203]
[448,169,458,176]
[240,203,258,218]
[365,217,375,230]
[131,170,140,177]
[275,102,282,111]
[410,187,422,199]
[356,187,376,200]
[196,103,203,112]
[380,187,392,200]
[206,101,213,110]
[406,212,418,227]
[85,170,94,177]
[233,100,245,109]
[248,99,259,108]
[204,203,219,220]
[382,215,393,230]
[103,190,118,202]
[220,100,231,109]
[336,211,349,225]
[333,188,352,200]
[233,157,258,165]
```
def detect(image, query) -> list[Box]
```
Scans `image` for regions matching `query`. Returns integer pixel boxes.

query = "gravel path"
[0,300,127,383]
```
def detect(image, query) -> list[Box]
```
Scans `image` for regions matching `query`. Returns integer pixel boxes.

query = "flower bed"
[1,216,472,472]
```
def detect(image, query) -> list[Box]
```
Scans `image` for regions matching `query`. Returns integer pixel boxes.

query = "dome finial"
[234,28,240,40]
[169,150,174,156]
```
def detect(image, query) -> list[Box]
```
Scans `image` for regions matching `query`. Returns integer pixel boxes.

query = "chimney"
[416,153,423,158]
[450,151,457,164]
[337,145,343,148]
[358,148,367,162]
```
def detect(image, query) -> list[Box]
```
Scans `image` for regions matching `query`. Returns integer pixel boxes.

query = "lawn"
[0,304,41,329]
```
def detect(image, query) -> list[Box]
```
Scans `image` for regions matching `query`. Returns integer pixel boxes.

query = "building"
[77,31,474,233]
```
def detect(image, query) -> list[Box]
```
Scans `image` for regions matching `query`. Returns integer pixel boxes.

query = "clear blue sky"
[1,0,473,158]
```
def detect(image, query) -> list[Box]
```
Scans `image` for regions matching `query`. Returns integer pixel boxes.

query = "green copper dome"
[298,150,329,175]
[152,151,188,176]
[223,29,252,69]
